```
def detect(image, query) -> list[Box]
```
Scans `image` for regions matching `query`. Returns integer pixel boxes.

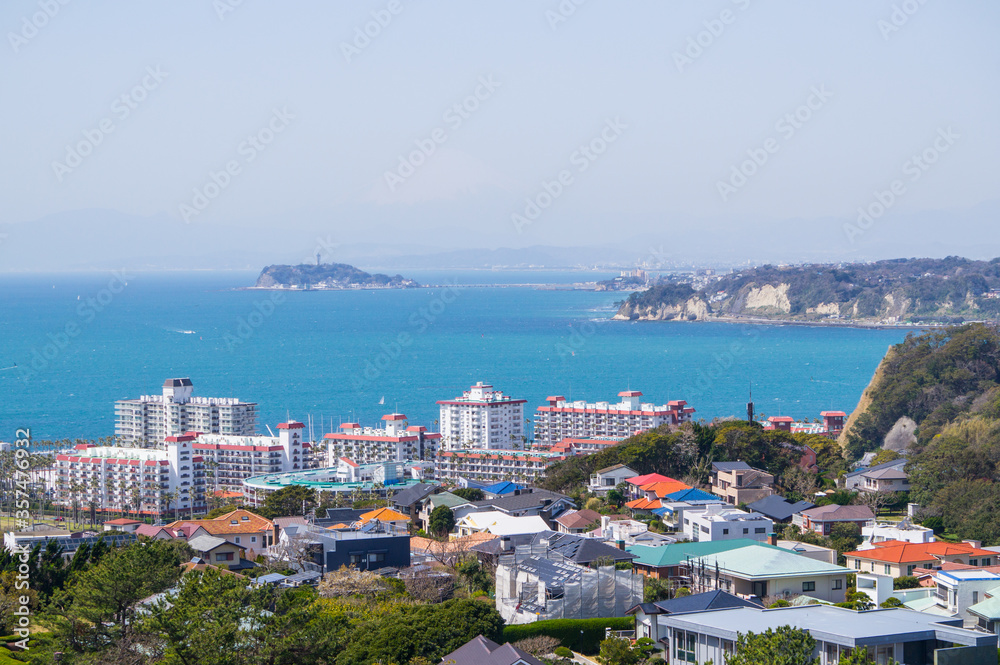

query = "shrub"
[894,576,920,590]
[502,617,634,655]
[555,646,573,658]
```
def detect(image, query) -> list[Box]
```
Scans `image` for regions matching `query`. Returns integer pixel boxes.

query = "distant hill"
[254,263,419,289]
[615,256,1000,324]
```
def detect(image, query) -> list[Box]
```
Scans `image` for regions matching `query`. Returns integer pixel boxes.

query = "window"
[833,579,843,590]
[235,537,241,544]
[251,536,256,543]
[853,559,861,570]
[971,559,979,567]
[907,565,916,576]
[215,552,234,562]
[742,528,749,534]
[368,552,386,563]
[974,591,979,604]
[802,581,816,592]
[349,554,363,565]
[755,527,766,534]
[722,528,729,535]
[884,564,891,575]
[673,630,697,663]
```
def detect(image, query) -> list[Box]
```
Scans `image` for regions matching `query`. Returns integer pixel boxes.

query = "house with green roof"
[416,491,474,529]
[628,538,765,579]
[688,542,851,603]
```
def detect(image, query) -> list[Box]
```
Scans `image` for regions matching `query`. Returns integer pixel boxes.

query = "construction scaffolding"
[496,542,644,624]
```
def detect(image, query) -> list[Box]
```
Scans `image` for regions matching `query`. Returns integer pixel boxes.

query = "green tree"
[146,566,347,665]
[452,488,485,502]
[726,626,818,665]
[597,637,639,665]
[893,576,920,590]
[838,645,899,664]
[259,485,317,519]
[428,505,456,537]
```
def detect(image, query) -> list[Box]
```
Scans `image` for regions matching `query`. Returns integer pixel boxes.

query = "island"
[253,262,420,290]
[614,256,1000,325]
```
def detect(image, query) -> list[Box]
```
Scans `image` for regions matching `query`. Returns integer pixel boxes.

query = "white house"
[683,505,773,543]
[455,511,549,538]
[588,464,638,495]
[862,517,935,545]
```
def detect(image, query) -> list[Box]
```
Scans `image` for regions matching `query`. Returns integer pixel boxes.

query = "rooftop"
[846,540,996,564]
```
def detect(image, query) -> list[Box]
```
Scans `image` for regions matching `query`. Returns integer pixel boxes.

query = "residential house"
[164,509,274,557]
[417,491,475,529]
[481,481,526,497]
[929,570,1000,627]
[682,505,773,543]
[746,494,816,523]
[464,488,575,526]
[656,605,996,665]
[588,464,638,495]
[794,504,874,536]
[844,458,906,491]
[441,635,544,665]
[357,507,410,531]
[858,465,911,494]
[554,509,602,534]
[968,585,1000,634]
[102,518,143,533]
[455,511,549,538]
[272,521,410,572]
[625,473,673,498]
[187,534,247,569]
[628,539,766,581]
[495,545,642,624]
[687,542,850,603]
[843,540,997,578]
[627,590,761,645]
[530,530,636,566]
[590,516,676,547]
[710,462,774,505]
[862,516,935,545]
[390,482,440,524]
[775,540,838,565]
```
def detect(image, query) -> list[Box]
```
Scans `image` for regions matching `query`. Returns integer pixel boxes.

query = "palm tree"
[130,487,142,520]
[163,490,178,521]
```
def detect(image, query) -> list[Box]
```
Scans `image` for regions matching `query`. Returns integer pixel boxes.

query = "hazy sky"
[2,1,999,266]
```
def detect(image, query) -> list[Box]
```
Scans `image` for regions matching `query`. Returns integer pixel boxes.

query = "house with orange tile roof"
[164,509,274,557]
[844,540,998,578]
[626,496,663,514]
[359,507,411,531]
[625,473,673,498]
[641,480,693,500]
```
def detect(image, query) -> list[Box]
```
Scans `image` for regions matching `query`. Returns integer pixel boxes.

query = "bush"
[880,597,904,608]
[894,576,920,590]
[555,646,573,658]
[502,617,634,655]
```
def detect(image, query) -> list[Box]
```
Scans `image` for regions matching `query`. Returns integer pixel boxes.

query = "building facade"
[177,421,306,492]
[683,505,774,543]
[533,391,694,447]
[437,382,526,450]
[55,439,206,517]
[115,378,258,442]
[436,449,569,484]
[324,414,441,465]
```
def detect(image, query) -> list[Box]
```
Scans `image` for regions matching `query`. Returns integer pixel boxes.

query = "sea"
[0,270,913,444]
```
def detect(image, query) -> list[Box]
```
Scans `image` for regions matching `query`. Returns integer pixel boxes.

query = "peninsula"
[253,262,419,290]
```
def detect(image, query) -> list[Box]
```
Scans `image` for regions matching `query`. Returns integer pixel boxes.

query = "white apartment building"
[115,378,258,442]
[437,382,526,450]
[187,421,306,492]
[324,414,441,465]
[533,391,695,447]
[683,504,773,543]
[436,449,570,484]
[55,439,206,517]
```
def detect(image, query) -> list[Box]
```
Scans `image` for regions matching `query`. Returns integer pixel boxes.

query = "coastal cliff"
[614,257,1000,325]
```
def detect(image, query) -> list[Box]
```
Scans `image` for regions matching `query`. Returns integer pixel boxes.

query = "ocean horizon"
[0,270,910,443]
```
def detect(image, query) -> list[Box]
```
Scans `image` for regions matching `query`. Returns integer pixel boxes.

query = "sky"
[1,1,999,270]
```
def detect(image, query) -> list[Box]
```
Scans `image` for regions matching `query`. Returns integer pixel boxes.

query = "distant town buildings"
[437,382,526,450]
[324,414,440,465]
[115,378,258,442]
[533,391,694,447]
[184,421,306,492]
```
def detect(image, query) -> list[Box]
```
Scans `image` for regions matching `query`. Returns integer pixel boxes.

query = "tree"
[838,645,899,664]
[452,487,484,502]
[597,637,640,665]
[880,597,904,608]
[145,566,347,665]
[893,576,920,590]
[259,485,317,519]
[856,488,898,519]
[829,522,863,561]
[726,626,818,665]
[428,505,456,537]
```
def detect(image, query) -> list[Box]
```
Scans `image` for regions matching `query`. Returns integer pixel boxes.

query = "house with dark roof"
[844,458,907,491]
[532,530,636,566]
[746,494,817,523]
[389,482,440,523]
[628,590,762,645]
[440,635,544,665]
[793,504,874,536]
[468,488,574,527]
[588,464,638,495]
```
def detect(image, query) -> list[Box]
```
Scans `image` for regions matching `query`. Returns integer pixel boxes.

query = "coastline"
[611,313,959,331]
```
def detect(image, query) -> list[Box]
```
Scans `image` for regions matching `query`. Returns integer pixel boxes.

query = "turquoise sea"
[0,270,912,442]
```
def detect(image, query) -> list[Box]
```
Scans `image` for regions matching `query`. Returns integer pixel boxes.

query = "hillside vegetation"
[255,262,419,289]
[616,256,1000,323]
[842,323,1000,542]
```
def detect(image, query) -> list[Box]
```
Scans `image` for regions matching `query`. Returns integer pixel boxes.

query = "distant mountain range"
[254,263,418,289]
[615,257,1000,325]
